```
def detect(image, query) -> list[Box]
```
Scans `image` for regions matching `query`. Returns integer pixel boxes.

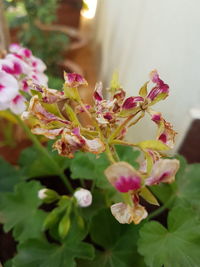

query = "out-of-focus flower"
[64,72,87,88]
[74,188,92,207]
[0,43,48,114]
[111,202,148,224]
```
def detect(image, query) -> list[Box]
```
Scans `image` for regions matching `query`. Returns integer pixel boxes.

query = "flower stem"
[147,195,175,221]
[14,115,73,193]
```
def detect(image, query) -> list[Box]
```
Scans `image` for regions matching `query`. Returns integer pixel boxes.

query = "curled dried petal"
[32,126,64,139]
[64,72,88,87]
[111,202,148,224]
[28,95,70,125]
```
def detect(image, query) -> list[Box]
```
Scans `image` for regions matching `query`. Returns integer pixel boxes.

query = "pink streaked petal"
[115,175,141,193]
[22,48,32,58]
[10,94,26,114]
[145,158,180,186]
[0,71,19,102]
[105,162,142,190]
[122,96,144,110]
[93,82,103,102]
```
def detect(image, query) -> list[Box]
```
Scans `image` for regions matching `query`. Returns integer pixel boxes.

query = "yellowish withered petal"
[132,204,148,224]
[32,126,64,139]
[83,138,105,154]
[111,202,133,224]
[111,202,148,224]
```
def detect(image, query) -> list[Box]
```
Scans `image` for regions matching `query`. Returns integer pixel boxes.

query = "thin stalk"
[147,195,175,221]
[108,110,141,143]
[128,111,145,127]
[14,115,73,193]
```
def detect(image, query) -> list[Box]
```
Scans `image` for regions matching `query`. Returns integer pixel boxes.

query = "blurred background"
[1,0,200,163]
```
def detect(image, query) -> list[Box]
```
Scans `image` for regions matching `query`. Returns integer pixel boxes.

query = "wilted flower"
[74,188,92,207]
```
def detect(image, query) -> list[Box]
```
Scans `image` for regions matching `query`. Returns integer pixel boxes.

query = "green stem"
[15,115,73,193]
[147,195,175,221]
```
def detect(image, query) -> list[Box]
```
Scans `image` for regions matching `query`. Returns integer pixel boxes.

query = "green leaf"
[19,141,70,179]
[0,157,22,192]
[0,181,46,242]
[13,215,94,267]
[115,145,140,168]
[139,81,148,97]
[109,71,121,94]
[138,206,200,267]
[70,152,111,188]
[82,209,145,267]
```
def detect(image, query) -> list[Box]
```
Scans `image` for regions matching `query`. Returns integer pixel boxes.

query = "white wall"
[94,0,200,150]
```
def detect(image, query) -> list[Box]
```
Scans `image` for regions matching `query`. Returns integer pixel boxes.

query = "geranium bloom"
[0,43,48,114]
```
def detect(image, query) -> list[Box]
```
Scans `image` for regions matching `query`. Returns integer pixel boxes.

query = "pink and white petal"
[105,162,141,188]
[30,56,46,72]
[10,95,26,114]
[9,43,21,53]
[145,158,180,186]
[31,72,48,86]
[0,101,9,110]
[0,71,19,102]
[6,54,31,75]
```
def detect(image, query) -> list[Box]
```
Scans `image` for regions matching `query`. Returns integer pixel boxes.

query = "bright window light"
[81,0,98,19]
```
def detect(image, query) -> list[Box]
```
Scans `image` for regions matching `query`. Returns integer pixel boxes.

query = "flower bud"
[74,188,92,207]
[38,188,59,203]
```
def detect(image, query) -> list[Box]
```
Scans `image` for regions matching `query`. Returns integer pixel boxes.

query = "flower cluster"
[0,43,48,114]
[22,71,179,224]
